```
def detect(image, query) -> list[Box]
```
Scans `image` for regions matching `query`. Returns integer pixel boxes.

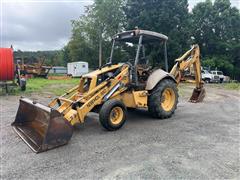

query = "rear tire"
[99,99,126,131]
[148,79,178,119]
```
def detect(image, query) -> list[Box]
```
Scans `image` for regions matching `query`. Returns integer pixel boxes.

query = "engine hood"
[82,64,122,78]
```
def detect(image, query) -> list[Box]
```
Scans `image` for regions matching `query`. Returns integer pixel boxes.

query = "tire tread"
[148,79,178,119]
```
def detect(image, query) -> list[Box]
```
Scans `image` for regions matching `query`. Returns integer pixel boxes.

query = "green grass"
[27,78,79,95]
[0,78,80,96]
[48,73,67,76]
[208,82,240,91]
[222,83,240,90]
[1,78,239,96]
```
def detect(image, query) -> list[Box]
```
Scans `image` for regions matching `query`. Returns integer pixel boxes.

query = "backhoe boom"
[170,44,206,102]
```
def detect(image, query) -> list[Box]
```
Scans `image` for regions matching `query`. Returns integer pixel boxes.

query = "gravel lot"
[1,84,240,179]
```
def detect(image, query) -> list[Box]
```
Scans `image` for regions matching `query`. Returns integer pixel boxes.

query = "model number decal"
[86,88,107,108]
[87,96,100,107]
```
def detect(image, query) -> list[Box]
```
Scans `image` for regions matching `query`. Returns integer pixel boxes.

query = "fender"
[145,69,176,90]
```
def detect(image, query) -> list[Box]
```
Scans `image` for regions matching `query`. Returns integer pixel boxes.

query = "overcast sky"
[1,0,239,51]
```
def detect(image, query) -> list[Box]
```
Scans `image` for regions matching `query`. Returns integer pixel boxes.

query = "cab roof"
[113,29,168,44]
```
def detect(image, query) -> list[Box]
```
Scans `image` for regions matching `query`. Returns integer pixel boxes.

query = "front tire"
[148,79,178,119]
[99,99,126,131]
[204,78,210,84]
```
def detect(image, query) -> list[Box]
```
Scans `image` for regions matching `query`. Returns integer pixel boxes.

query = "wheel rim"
[110,107,123,125]
[161,88,176,112]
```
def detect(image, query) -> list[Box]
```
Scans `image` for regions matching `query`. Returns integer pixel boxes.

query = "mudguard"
[146,69,176,90]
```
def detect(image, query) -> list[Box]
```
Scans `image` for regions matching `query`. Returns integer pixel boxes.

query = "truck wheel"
[99,99,126,131]
[148,79,178,119]
[20,79,26,91]
[204,78,210,84]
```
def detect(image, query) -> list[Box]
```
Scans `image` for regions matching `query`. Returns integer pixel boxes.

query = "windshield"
[110,41,137,64]
[217,71,223,75]
[110,39,166,68]
[202,70,210,74]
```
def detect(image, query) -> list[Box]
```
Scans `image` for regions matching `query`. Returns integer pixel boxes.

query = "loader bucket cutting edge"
[12,98,73,153]
[189,87,206,103]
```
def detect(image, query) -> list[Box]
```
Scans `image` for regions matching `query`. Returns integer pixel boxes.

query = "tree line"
[14,50,62,66]
[16,0,240,80]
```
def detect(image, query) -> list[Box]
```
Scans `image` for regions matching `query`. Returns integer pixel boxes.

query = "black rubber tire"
[204,78,210,84]
[20,85,26,91]
[20,79,26,91]
[99,99,127,131]
[148,79,178,119]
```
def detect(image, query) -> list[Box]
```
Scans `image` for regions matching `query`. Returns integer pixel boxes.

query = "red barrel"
[0,48,14,81]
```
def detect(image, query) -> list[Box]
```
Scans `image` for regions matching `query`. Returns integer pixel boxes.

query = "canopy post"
[164,41,168,72]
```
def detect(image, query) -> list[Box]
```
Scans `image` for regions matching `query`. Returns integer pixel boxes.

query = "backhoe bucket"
[189,87,206,103]
[12,98,73,153]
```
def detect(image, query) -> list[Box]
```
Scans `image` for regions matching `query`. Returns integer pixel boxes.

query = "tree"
[67,0,125,68]
[124,0,191,68]
[91,0,126,66]
[191,0,240,79]
[65,0,239,80]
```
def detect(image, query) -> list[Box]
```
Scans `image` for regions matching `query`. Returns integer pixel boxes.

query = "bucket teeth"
[189,88,206,103]
[12,98,73,153]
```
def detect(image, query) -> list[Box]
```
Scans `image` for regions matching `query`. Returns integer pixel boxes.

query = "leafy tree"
[191,0,240,79]
[14,50,60,66]
[67,0,125,68]
[65,0,240,80]
[124,0,191,68]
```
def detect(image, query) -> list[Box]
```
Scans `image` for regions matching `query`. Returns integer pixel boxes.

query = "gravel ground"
[0,84,240,179]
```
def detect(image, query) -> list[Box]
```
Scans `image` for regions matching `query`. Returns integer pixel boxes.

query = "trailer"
[67,61,88,77]
[15,57,52,78]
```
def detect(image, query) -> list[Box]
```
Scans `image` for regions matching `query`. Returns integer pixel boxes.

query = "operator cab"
[110,29,169,89]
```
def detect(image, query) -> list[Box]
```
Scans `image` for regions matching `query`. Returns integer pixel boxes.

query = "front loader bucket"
[189,87,206,103]
[12,98,73,153]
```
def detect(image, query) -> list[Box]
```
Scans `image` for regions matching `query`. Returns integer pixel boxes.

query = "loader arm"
[12,64,130,153]
[170,44,206,102]
[49,64,130,125]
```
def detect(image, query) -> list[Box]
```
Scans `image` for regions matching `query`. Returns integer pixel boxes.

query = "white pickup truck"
[211,71,225,83]
[201,70,220,83]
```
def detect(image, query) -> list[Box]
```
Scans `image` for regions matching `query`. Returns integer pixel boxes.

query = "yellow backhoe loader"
[12,29,205,153]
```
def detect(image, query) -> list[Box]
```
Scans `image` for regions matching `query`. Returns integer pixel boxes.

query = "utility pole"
[99,32,102,68]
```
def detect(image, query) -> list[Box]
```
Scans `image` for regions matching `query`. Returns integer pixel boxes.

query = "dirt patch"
[48,76,72,80]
